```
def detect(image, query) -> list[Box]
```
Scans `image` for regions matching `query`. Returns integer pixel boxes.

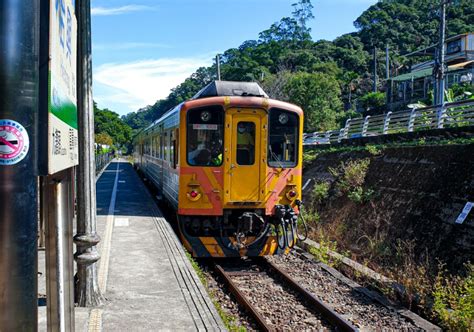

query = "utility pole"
[75,0,103,306]
[216,54,221,81]
[385,45,390,80]
[373,47,378,92]
[434,0,448,106]
[0,1,39,330]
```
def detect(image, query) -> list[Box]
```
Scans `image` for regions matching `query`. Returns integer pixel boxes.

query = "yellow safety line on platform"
[88,162,120,332]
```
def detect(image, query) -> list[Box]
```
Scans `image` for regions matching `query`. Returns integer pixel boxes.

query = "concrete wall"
[303,144,474,272]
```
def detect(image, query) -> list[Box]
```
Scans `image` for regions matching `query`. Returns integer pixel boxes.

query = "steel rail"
[214,264,271,332]
[264,259,359,332]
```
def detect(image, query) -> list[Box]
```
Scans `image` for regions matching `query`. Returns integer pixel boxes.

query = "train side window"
[236,122,255,165]
[170,130,174,166]
[157,136,161,159]
[160,132,164,160]
[268,109,298,168]
[173,129,179,169]
[151,137,155,157]
[187,106,224,166]
[163,132,168,162]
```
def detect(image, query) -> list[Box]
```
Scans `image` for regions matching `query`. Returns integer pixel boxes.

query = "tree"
[292,0,314,30]
[94,104,132,147]
[358,92,387,115]
[284,72,344,132]
[120,0,474,132]
[95,132,113,146]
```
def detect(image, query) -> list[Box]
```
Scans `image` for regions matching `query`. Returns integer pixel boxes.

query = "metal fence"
[95,152,113,175]
[304,99,474,145]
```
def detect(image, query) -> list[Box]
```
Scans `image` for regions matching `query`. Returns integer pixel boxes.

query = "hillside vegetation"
[122,0,474,133]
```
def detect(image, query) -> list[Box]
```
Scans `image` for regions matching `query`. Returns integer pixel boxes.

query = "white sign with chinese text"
[48,0,78,174]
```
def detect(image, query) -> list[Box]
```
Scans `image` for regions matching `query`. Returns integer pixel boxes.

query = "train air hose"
[277,220,288,250]
[295,200,308,242]
[234,212,270,250]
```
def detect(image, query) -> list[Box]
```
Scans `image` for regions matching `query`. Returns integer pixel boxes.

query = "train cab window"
[236,122,255,165]
[268,109,298,168]
[187,106,224,166]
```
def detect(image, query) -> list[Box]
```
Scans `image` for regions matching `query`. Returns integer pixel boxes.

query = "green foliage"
[121,0,473,133]
[302,208,321,226]
[330,159,371,194]
[285,72,344,131]
[366,144,381,156]
[358,92,386,114]
[312,182,329,204]
[95,132,113,146]
[94,103,132,147]
[433,264,474,331]
[347,187,375,204]
[307,233,347,268]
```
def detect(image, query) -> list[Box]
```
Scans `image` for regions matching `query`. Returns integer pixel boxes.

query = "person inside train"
[236,122,255,165]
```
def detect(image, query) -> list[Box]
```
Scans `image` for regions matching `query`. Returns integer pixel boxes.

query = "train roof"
[192,80,268,99]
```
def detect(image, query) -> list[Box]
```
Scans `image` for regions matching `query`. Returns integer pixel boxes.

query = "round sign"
[0,119,30,165]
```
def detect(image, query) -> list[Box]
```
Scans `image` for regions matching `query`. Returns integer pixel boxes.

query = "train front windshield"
[187,106,224,166]
[268,109,298,168]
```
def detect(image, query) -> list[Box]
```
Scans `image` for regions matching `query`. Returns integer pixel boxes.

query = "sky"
[91,0,378,116]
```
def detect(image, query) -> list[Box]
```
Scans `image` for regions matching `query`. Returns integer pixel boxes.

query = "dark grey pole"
[216,54,221,81]
[435,0,447,106]
[373,47,377,92]
[74,0,103,306]
[0,0,39,330]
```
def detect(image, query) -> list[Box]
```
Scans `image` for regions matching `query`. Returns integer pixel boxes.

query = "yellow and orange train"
[133,81,304,257]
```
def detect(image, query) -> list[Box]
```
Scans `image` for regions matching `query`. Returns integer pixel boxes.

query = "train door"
[224,109,266,203]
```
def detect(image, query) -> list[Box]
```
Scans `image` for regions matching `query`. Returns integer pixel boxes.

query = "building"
[387,33,474,110]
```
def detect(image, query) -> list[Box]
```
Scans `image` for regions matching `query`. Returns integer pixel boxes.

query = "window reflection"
[187,106,224,166]
[236,122,255,165]
[268,109,298,168]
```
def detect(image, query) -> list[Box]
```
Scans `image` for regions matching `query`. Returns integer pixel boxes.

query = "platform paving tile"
[96,160,226,331]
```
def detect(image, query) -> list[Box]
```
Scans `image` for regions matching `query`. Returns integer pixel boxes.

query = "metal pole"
[43,169,76,331]
[385,44,390,80]
[74,0,103,306]
[373,47,377,92]
[216,54,221,81]
[0,1,39,330]
[435,0,447,106]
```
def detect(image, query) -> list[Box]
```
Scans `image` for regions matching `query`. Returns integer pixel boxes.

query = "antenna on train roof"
[192,80,268,100]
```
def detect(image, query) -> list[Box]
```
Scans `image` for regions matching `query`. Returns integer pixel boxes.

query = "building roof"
[391,60,474,82]
[192,81,268,99]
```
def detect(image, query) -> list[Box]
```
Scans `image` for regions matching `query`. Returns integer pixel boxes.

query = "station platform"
[39,160,225,331]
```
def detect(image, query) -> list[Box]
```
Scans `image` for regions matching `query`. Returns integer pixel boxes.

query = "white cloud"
[91,5,155,16]
[93,56,214,114]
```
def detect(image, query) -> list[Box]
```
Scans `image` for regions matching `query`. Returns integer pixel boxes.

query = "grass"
[185,252,247,331]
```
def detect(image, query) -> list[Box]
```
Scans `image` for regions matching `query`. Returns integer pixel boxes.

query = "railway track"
[214,257,358,331]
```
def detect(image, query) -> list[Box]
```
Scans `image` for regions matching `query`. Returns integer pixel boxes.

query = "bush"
[366,144,381,156]
[432,264,474,331]
[330,158,371,194]
[358,92,386,115]
[312,182,330,204]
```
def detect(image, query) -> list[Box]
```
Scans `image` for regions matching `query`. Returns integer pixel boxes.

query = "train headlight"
[286,190,298,200]
[187,190,202,201]
[278,113,289,124]
[200,111,211,122]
